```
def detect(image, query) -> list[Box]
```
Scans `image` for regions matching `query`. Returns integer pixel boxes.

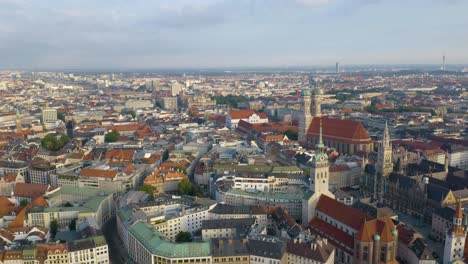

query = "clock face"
[457,238,461,243]
[320,156,326,161]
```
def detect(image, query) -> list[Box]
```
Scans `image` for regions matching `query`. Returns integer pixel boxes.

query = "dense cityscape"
[0,67,466,264]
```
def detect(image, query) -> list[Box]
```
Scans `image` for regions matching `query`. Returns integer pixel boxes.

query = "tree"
[162,150,169,161]
[139,184,157,195]
[50,219,58,238]
[19,199,29,206]
[285,130,298,141]
[175,231,192,242]
[105,130,120,143]
[68,219,77,231]
[121,109,136,119]
[177,179,193,195]
[41,134,70,151]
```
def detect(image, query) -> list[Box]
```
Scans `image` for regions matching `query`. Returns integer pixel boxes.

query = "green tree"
[139,184,157,195]
[68,219,77,231]
[175,231,192,242]
[177,179,193,195]
[19,199,29,206]
[105,130,120,143]
[121,109,136,119]
[57,112,66,122]
[162,150,169,161]
[50,219,59,238]
[285,130,298,141]
[41,134,70,151]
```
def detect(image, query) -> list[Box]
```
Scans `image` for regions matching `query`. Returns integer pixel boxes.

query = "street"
[396,211,444,261]
[102,216,134,264]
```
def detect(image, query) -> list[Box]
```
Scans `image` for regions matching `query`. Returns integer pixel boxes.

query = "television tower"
[442,54,446,71]
[336,62,339,74]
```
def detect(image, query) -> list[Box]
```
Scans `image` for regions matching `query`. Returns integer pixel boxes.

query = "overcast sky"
[0,0,467,70]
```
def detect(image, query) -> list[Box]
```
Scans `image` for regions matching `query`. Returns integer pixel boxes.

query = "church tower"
[302,119,335,224]
[310,119,329,194]
[443,199,466,264]
[15,108,22,132]
[374,122,393,202]
[311,86,322,117]
[298,88,312,146]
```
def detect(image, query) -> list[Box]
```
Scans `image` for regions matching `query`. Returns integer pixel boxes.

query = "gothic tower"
[443,199,466,264]
[374,122,393,202]
[298,88,312,146]
[15,108,22,132]
[311,86,322,117]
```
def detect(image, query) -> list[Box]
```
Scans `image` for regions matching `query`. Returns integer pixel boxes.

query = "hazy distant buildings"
[125,99,153,109]
[42,108,58,123]
[162,97,178,111]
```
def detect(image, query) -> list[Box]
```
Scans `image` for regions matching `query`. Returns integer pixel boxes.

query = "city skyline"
[1,0,468,70]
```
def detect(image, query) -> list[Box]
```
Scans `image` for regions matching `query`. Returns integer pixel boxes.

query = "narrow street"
[102,216,134,264]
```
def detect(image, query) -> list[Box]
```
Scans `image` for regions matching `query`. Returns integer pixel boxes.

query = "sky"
[0,0,467,70]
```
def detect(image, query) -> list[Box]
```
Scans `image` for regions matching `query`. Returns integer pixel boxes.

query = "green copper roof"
[301,89,311,96]
[129,222,211,258]
[302,190,315,200]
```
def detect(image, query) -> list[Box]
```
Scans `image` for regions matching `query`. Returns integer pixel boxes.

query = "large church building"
[298,86,373,155]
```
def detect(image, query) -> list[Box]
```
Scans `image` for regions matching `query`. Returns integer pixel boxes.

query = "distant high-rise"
[442,54,446,71]
[42,108,58,124]
[335,62,339,74]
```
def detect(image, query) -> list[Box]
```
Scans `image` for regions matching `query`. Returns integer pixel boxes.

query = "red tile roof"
[315,195,374,230]
[309,217,354,254]
[80,169,118,179]
[355,217,396,242]
[228,109,268,120]
[13,183,56,200]
[307,117,372,144]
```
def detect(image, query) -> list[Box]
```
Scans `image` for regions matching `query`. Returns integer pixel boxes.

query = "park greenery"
[50,219,58,238]
[41,134,70,151]
[212,95,250,108]
[175,231,192,243]
[139,184,157,195]
[105,130,120,143]
[177,179,202,197]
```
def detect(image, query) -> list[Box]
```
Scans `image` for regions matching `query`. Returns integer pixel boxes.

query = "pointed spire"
[382,121,390,148]
[455,198,463,219]
[317,118,324,152]
[16,108,20,118]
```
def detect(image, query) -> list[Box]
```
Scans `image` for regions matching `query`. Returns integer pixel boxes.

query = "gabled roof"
[229,109,268,120]
[355,217,397,242]
[308,217,354,254]
[80,169,118,179]
[315,195,373,230]
[307,117,371,143]
[13,183,56,199]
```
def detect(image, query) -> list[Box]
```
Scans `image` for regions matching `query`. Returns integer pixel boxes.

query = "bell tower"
[310,119,329,194]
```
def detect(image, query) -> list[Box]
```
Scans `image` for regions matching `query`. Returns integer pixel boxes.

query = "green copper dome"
[374,234,381,241]
[301,89,311,96]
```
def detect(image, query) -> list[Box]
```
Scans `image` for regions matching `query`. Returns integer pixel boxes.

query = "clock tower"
[302,119,335,224]
[311,119,329,194]
[443,199,466,264]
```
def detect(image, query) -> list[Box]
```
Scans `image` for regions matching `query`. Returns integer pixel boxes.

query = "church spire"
[317,118,324,152]
[383,121,390,148]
